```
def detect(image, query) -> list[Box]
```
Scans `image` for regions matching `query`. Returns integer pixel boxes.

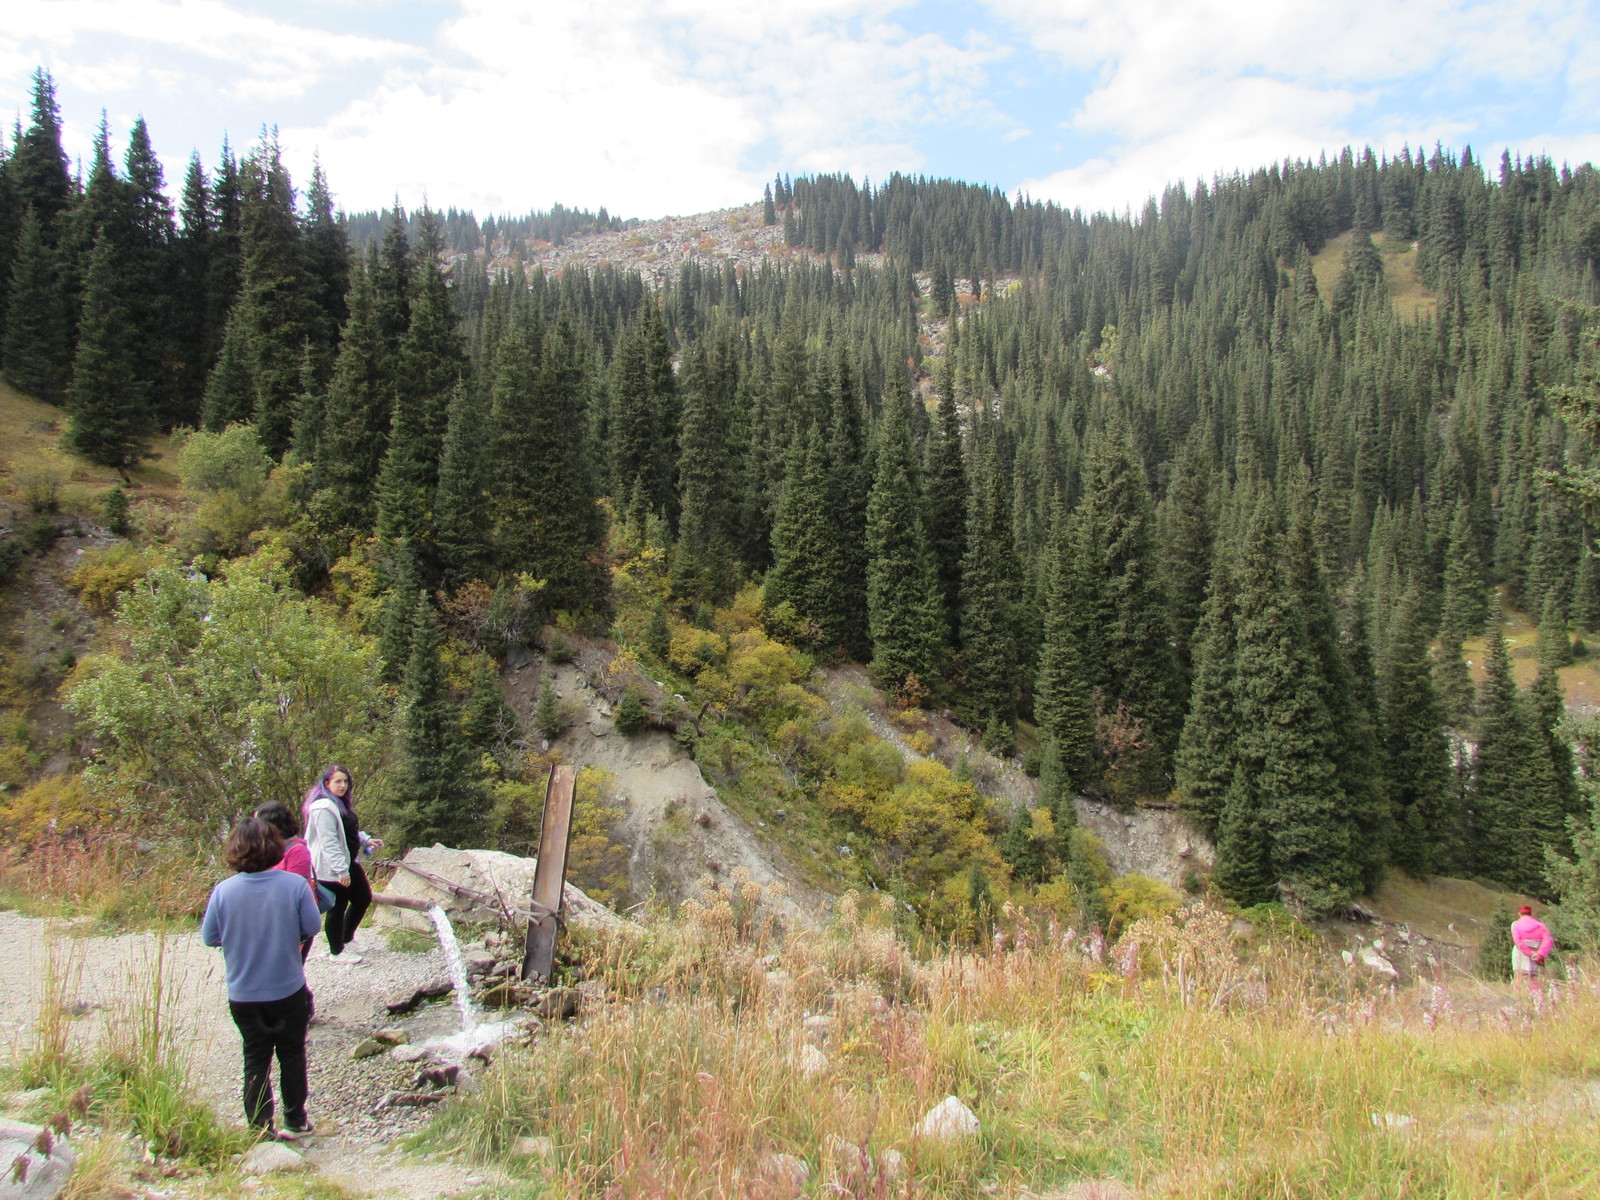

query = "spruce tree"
[121,118,180,425]
[671,337,738,605]
[200,306,257,431]
[313,261,387,531]
[9,70,73,236]
[1071,432,1184,781]
[958,439,1021,736]
[1034,511,1097,802]
[376,206,466,553]
[488,319,605,612]
[1379,587,1453,877]
[1230,494,1359,916]
[64,232,152,472]
[2,208,71,403]
[433,383,493,588]
[1174,545,1239,836]
[767,422,858,652]
[392,593,489,848]
[1472,633,1564,896]
[864,385,945,696]
[923,361,967,645]
[237,134,316,456]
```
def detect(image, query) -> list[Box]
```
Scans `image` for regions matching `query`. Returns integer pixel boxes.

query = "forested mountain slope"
[5,65,1600,936]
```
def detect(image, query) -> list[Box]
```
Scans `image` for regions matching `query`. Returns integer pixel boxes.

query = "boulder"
[798,1045,829,1078]
[758,1152,810,1196]
[0,1119,76,1200]
[371,847,629,935]
[915,1096,979,1140]
[1358,949,1399,979]
[239,1140,305,1175]
[531,987,582,1021]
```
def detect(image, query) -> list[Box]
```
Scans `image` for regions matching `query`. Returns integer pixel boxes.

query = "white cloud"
[993,0,1594,212]
[280,0,1000,216]
[2,0,414,105]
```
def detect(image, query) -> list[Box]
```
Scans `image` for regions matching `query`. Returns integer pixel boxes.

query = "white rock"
[798,1044,829,1077]
[879,1148,906,1183]
[1341,950,1355,966]
[760,1151,810,1193]
[1358,949,1398,978]
[239,1141,306,1174]
[915,1095,979,1140]
[512,1135,555,1158]
[1370,1112,1414,1130]
[391,1044,432,1063]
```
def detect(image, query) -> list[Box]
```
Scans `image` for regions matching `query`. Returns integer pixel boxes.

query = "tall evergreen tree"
[864,384,945,696]
[1,208,71,402]
[391,593,489,848]
[237,134,316,456]
[1471,633,1564,896]
[313,261,388,530]
[1379,587,1454,877]
[488,319,606,611]
[1034,510,1098,803]
[433,382,493,588]
[1229,494,1360,916]
[923,361,967,644]
[63,231,151,472]
[958,437,1021,739]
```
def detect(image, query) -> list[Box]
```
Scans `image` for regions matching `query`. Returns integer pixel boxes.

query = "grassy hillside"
[1308,230,1438,321]
[0,379,183,519]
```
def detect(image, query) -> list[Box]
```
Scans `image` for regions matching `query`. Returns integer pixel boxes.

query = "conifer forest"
[8,66,1600,930]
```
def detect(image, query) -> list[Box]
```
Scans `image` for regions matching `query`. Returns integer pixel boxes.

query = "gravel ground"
[0,908,513,1198]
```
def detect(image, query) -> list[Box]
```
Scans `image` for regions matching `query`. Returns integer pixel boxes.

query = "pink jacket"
[1511,915,1553,961]
[274,835,316,886]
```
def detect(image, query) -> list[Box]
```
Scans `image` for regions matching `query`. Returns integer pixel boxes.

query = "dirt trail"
[0,909,508,1198]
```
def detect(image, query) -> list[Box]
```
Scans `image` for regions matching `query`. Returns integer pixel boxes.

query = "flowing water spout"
[426,903,479,1034]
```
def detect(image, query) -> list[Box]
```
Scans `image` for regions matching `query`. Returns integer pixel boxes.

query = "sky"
[4,0,1600,222]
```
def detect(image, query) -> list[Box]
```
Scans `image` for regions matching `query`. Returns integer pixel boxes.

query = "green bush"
[615,691,649,736]
[0,538,21,585]
[101,486,130,536]
[23,515,58,553]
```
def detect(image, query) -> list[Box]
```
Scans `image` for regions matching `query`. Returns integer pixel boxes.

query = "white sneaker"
[328,952,364,965]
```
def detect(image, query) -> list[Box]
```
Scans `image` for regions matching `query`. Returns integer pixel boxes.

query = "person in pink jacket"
[1510,904,1554,989]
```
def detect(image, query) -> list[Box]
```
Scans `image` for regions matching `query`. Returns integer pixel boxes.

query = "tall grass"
[427,884,1600,1199]
[5,929,252,1189]
[0,831,220,929]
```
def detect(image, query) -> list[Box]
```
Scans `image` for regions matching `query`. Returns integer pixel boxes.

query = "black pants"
[322,860,371,954]
[229,985,313,1129]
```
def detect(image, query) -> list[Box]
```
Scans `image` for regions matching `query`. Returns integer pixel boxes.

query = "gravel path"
[0,909,511,1197]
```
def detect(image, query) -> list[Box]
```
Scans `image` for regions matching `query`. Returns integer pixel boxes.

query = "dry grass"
[424,881,1600,1198]
[1305,231,1437,322]
[0,378,183,519]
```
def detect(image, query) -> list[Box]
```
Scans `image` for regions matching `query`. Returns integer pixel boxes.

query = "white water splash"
[423,904,515,1059]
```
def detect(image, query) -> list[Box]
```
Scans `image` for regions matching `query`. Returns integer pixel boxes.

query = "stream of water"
[424,903,514,1058]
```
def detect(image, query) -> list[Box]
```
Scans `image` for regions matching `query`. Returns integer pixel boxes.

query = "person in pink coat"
[1510,904,1554,989]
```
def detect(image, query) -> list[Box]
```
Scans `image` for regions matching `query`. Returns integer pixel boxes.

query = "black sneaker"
[279,1118,315,1139]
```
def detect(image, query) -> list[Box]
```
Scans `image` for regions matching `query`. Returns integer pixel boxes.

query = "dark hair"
[301,763,357,828]
[226,817,285,873]
[253,801,300,841]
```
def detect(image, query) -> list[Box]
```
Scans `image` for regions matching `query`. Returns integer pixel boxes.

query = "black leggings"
[321,860,371,954]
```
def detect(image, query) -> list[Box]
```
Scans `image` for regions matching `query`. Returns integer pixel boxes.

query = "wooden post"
[522,763,577,983]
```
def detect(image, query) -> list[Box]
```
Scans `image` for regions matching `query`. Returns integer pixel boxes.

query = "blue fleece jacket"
[201,869,321,1002]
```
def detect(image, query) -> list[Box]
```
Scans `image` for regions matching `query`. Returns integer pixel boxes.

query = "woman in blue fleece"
[202,816,322,1137]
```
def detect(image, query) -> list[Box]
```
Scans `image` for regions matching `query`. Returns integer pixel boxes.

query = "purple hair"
[301,763,357,829]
